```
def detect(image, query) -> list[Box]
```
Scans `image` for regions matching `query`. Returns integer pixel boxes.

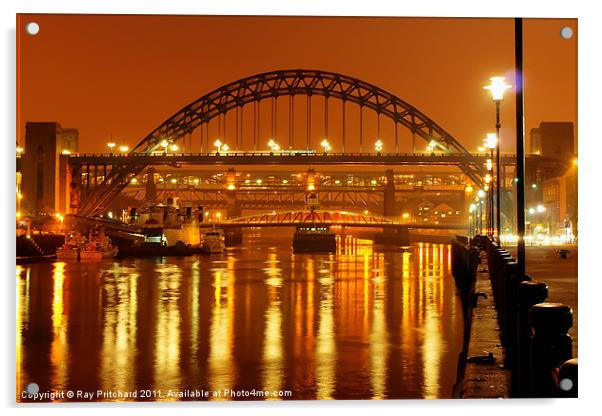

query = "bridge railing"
[70,151,503,158]
[471,236,577,398]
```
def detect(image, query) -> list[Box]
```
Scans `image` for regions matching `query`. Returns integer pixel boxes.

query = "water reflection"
[17,232,462,401]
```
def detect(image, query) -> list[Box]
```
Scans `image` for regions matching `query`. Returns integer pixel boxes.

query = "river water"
[16,230,464,401]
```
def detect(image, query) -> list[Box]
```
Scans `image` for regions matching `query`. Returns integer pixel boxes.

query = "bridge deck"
[68,152,524,166]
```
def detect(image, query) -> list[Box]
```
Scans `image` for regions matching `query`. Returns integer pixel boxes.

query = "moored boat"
[293,225,336,253]
[200,228,225,254]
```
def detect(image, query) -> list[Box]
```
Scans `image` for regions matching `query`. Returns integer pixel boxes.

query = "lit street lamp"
[107,142,116,154]
[484,76,511,243]
[375,139,383,154]
[161,139,170,155]
[214,139,222,154]
[119,145,129,154]
[170,144,179,152]
[321,139,331,154]
[484,133,497,238]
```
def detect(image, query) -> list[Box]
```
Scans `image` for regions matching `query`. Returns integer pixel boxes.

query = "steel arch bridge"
[77,69,482,216]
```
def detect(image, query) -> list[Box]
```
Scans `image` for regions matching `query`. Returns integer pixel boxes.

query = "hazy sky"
[17,15,577,154]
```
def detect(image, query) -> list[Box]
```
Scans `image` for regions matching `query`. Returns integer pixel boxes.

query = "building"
[20,122,79,216]
[541,166,578,236]
[530,121,575,163]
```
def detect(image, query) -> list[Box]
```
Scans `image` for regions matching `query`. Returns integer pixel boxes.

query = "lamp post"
[375,139,383,154]
[107,142,116,155]
[484,133,497,238]
[484,76,511,243]
[214,139,222,154]
[160,139,169,155]
[321,139,331,155]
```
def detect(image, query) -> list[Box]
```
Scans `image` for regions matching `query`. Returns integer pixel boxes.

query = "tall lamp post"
[484,76,511,243]
[484,133,497,238]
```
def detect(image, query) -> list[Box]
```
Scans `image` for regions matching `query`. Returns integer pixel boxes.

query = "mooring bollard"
[558,358,578,398]
[502,266,530,370]
[529,303,573,397]
[515,281,548,397]
[497,259,519,338]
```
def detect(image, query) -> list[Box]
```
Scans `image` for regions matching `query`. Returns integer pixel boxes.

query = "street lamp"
[484,76,512,243]
[119,145,129,154]
[160,139,169,155]
[321,139,331,154]
[375,139,383,154]
[170,144,179,152]
[214,139,222,154]
[107,142,116,154]
[484,133,497,238]
[222,144,230,152]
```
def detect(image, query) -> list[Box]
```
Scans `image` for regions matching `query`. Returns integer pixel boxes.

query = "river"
[16,230,464,401]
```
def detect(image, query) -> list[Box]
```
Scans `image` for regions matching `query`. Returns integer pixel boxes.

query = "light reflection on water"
[16,232,462,401]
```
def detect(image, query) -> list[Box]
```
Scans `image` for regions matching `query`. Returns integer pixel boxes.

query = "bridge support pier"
[383,169,397,218]
[374,227,410,246]
[375,170,408,245]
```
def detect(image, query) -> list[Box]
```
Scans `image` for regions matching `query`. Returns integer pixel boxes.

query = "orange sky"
[16,15,577,154]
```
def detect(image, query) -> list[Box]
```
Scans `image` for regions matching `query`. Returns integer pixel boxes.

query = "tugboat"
[292,225,336,253]
[200,228,226,254]
[56,232,85,260]
[56,228,117,261]
[79,227,118,260]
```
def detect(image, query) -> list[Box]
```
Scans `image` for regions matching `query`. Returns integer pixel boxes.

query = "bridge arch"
[132,69,472,158]
[78,69,482,216]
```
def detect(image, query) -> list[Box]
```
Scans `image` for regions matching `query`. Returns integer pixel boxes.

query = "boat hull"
[293,233,337,253]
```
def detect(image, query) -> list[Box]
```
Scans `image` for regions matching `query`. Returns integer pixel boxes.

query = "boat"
[56,232,85,260]
[79,231,118,260]
[293,225,337,253]
[200,228,225,254]
[130,197,202,247]
[56,228,117,261]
